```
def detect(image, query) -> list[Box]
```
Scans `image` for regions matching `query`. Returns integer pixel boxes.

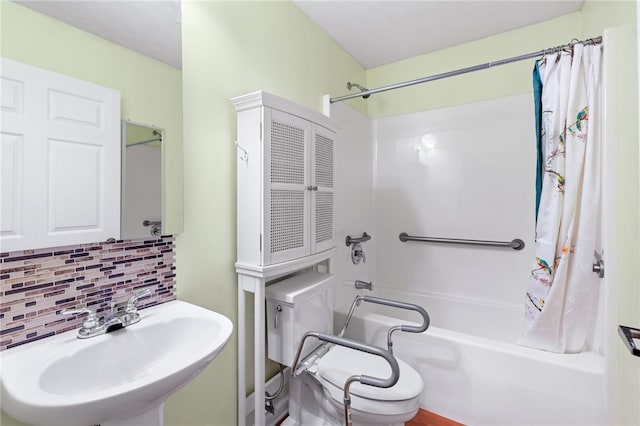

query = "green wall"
[0,1,184,235]
[365,12,581,118]
[0,2,183,425]
[173,1,365,425]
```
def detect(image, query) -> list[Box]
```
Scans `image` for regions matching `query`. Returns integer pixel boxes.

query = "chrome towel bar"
[399,232,525,250]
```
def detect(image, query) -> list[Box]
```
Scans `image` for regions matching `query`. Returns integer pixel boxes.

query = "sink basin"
[0,300,233,426]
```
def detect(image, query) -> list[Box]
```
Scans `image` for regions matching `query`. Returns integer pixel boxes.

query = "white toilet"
[265,271,423,426]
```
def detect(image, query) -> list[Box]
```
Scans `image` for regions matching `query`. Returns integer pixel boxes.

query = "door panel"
[0,58,120,252]
[266,109,311,264]
[48,89,104,128]
[0,132,24,240]
[312,125,335,254]
[48,138,101,231]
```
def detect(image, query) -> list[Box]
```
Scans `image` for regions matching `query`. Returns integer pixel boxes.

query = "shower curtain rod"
[330,36,602,103]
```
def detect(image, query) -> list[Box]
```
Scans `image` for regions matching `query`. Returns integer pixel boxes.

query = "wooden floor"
[277,408,462,426]
[406,408,464,426]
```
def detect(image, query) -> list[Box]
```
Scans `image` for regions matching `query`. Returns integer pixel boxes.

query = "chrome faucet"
[61,288,152,339]
[354,280,373,291]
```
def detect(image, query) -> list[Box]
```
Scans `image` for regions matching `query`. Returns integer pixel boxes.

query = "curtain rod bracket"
[347,82,370,99]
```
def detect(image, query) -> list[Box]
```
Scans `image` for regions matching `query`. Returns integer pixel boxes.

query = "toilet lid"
[316,345,423,401]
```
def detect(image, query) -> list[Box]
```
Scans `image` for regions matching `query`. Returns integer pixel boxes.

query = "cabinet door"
[0,58,120,252]
[311,125,335,254]
[264,109,311,264]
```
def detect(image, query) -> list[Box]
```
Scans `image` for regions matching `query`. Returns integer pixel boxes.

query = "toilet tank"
[265,271,334,367]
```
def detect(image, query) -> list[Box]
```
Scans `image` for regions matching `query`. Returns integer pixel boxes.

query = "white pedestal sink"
[0,300,233,426]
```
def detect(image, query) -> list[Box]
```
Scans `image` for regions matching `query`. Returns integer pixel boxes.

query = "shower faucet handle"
[351,243,366,264]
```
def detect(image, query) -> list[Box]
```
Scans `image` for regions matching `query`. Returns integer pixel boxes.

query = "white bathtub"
[334,286,610,426]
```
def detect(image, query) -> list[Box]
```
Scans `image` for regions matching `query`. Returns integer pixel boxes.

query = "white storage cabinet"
[233,91,338,426]
[233,91,337,267]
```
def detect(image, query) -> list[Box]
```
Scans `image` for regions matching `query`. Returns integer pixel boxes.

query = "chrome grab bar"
[399,232,525,250]
[291,331,399,426]
[338,295,430,354]
[345,232,371,246]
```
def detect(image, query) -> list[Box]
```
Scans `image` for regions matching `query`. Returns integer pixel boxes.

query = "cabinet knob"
[307,186,318,191]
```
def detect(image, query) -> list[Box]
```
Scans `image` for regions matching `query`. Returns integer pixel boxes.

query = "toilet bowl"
[317,345,422,424]
[284,344,422,426]
[266,271,423,426]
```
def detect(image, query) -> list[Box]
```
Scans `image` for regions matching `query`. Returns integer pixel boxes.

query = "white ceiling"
[15,0,584,70]
[294,1,584,69]
[14,0,182,68]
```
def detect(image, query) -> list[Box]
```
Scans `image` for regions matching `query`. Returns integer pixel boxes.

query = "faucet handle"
[61,306,93,316]
[351,243,366,264]
[61,306,100,330]
[126,288,152,312]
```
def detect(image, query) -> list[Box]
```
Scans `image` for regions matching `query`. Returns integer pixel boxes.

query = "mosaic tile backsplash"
[0,236,176,351]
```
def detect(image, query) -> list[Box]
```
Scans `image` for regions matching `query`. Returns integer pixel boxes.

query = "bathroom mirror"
[121,120,164,239]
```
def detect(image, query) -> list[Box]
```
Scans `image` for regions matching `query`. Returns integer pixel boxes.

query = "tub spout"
[354,280,373,291]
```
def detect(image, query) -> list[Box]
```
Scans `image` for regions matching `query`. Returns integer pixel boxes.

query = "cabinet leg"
[254,282,266,426]
[238,285,246,426]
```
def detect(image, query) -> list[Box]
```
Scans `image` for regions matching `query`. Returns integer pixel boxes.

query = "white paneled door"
[0,58,121,252]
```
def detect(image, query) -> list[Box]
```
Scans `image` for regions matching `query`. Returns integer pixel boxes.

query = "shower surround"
[330,94,609,424]
[373,94,536,310]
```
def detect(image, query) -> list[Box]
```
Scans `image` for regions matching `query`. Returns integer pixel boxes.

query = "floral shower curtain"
[520,43,602,353]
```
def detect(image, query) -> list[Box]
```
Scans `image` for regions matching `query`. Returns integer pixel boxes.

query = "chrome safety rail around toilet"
[399,232,525,250]
[338,295,430,354]
[291,331,399,426]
